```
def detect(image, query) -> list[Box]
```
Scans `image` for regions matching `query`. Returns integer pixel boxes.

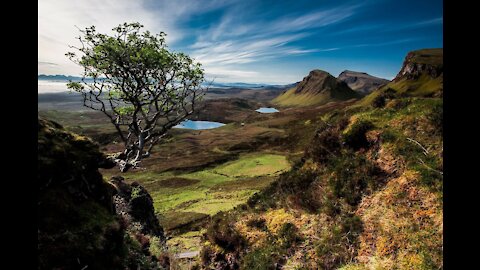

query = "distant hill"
[337,70,389,95]
[38,74,98,82]
[273,69,360,107]
[361,48,443,105]
[38,75,293,90]
[38,74,83,81]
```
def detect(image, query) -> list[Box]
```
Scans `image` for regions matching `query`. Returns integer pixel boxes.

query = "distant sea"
[38,80,70,94]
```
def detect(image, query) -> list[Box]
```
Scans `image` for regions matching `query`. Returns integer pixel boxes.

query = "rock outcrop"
[110,176,165,238]
[394,48,443,81]
[338,70,389,95]
[38,118,167,270]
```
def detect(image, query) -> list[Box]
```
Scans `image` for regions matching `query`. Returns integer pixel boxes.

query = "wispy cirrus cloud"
[189,4,363,82]
[39,0,443,84]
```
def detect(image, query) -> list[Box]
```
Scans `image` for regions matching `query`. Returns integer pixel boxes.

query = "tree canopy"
[66,22,205,172]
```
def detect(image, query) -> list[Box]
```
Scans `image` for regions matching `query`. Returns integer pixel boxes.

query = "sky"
[38,0,443,84]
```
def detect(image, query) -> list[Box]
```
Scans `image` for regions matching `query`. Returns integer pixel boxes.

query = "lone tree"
[66,22,205,172]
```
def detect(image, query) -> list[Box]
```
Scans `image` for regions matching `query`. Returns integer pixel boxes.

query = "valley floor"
[39,98,357,267]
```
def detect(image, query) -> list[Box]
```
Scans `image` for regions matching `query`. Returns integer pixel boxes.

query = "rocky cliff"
[394,48,443,81]
[38,118,167,269]
[360,48,443,107]
[338,70,389,95]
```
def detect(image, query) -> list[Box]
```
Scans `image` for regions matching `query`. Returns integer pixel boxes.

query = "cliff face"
[338,70,389,95]
[394,48,443,81]
[360,48,443,106]
[38,118,167,270]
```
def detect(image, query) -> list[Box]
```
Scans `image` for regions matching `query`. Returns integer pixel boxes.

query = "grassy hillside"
[200,94,443,269]
[273,86,358,107]
[273,87,333,107]
[359,49,443,107]
[406,48,443,66]
[359,74,443,107]
[273,70,360,107]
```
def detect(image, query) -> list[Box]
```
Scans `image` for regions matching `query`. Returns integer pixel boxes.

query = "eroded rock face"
[394,49,443,81]
[110,176,165,238]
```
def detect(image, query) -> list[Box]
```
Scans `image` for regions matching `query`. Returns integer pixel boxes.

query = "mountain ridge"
[338,70,389,95]
[273,69,360,107]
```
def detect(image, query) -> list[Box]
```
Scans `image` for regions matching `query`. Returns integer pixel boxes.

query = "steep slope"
[273,69,360,107]
[199,49,443,269]
[38,118,168,269]
[338,70,389,95]
[361,48,443,106]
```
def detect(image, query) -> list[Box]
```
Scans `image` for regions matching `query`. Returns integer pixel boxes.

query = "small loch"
[255,107,279,113]
[174,120,226,130]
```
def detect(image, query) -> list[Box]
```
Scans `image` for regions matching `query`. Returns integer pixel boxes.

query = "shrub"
[427,102,443,133]
[205,215,245,252]
[392,98,412,110]
[340,214,363,244]
[241,246,280,270]
[277,222,301,248]
[308,122,342,163]
[148,236,164,258]
[246,218,267,231]
[200,246,213,265]
[383,87,397,99]
[273,170,319,212]
[372,95,386,108]
[315,225,346,269]
[343,120,374,150]
[371,88,397,108]
[328,153,383,205]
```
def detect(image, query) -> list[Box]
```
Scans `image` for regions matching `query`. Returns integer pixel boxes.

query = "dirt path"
[174,251,200,259]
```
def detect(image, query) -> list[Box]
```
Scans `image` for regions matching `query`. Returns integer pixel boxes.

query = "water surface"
[174,120,225,130]
[255,107,279,113]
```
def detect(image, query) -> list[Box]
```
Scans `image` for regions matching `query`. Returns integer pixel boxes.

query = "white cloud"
[39,0,172,75]
[38,0,231,75]
[187,4,363,83]
[38,0,365,83]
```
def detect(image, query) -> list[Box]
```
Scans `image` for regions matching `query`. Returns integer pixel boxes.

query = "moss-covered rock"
[38,117,166,269]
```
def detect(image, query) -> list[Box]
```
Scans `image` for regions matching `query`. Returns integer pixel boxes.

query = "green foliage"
[327,152,382,205]
[307,121,342,163]
[342,120,374,150]
[148,236,164,258]
[131,186,143,199]
[427,101,443,133]
[371,94,386,108]
[340,214,363,244]
[371,87,397,108]
[277,222,301,248]
[205,214,246,252]
[66,22,206,171]
[241,246,281,270]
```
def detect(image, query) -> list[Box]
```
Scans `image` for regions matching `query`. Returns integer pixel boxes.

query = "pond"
[255,107,279,113]
[174,120,226,130]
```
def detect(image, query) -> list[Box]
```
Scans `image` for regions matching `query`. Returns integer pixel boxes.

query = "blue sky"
[38,0,443,84]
